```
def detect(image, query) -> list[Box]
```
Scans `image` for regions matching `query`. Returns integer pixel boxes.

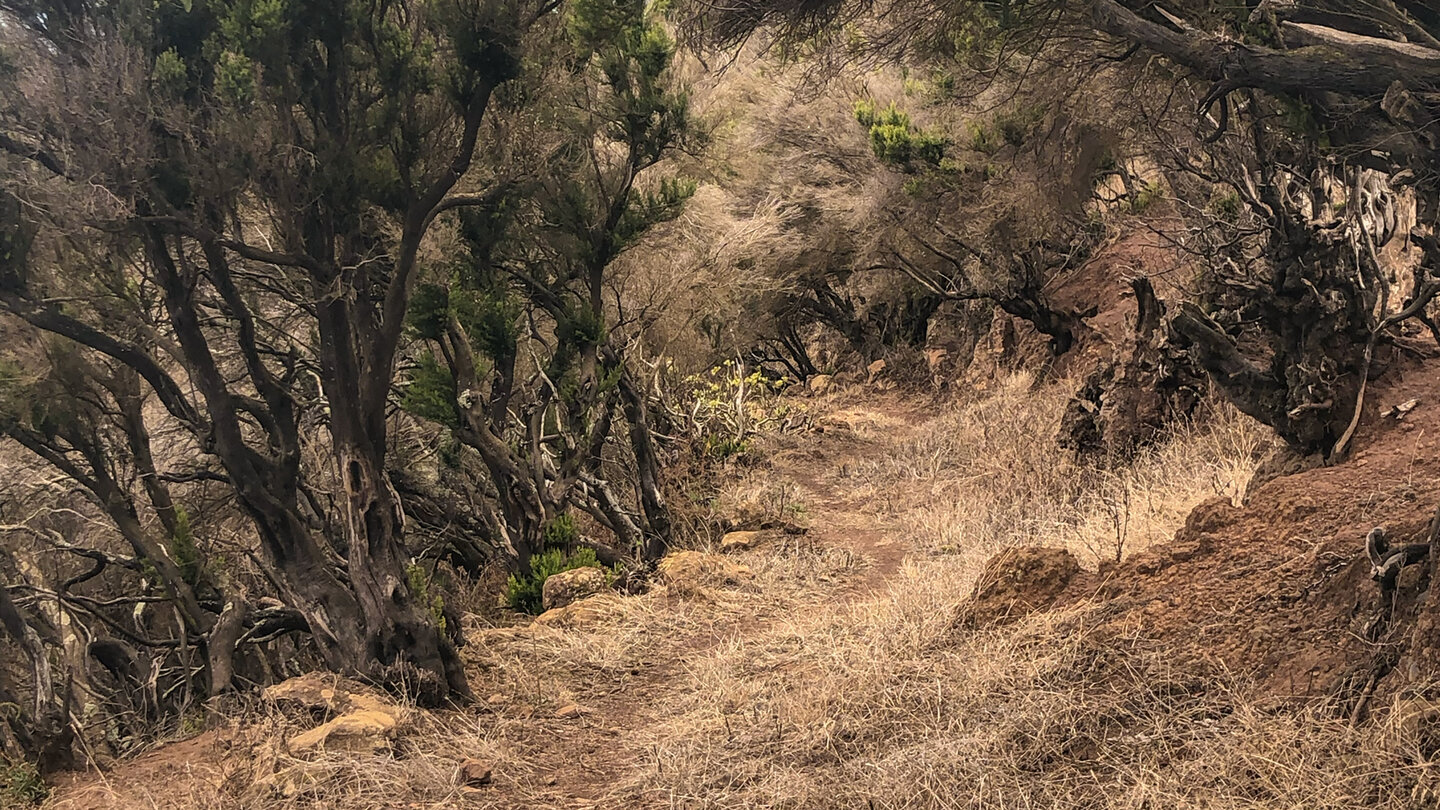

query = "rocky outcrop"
[956,546,1080,629]
[656,550,754,596]
[263,674,408,755]
[719,530,762,552]
[542,566,608,611]
[533,595,612,628]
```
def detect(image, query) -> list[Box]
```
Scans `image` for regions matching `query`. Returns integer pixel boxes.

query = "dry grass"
[615,582,1436,809]
[845,372,1268,577]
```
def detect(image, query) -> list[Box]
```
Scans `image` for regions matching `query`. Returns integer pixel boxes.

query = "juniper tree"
[0,0,559,702]
[402,0,690,569]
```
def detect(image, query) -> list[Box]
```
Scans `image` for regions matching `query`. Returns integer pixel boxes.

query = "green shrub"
[966,120,1003,154]
[406,562,448,633]
[399,352,460,429]
[1129,180,1164,214]
[995,104,1044,147]
[854,100,947,167]
[0,759,46,807]
[542,513,579,550]
[170,506,202,588]
[504,546,606,615]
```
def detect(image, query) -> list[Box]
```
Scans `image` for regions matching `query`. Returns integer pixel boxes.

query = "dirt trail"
[484,395,932,808]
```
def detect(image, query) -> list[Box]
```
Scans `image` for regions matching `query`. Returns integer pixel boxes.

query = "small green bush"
[504,546,605,615]
[1129,180,1164,214]
[542,513,579,550]
[406,562,448,633]
[966,120,1004,154]
[854,100,946,167]
[0,758,47,807]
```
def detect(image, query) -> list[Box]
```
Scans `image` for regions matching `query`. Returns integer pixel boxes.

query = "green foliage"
[504,546,606,615]
[405,562,448,633]
[0,758,46,807]
[1274,94,1331,148]
[406,283,451,342]
[400,353,459,428]
[543,512,579,550]
[213,50,255,106]
[966,120,1004,154]
[617,177,697,247]
[179,708,207,737]
[854,100,946,167]
[151,48,188,95]
[930,70,956,99]
[453,288,521,364]
[1128,181,1164,214]
[995,105,1044,147]
[169,506,202,588]
[573,0,689,169]
[1209,190,1241,222]
[556,302,606,352]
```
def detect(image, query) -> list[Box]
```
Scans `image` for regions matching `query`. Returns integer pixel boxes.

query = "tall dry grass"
[845,372,1268,578]
[616,586,1434,809]
[603,377,1435,809]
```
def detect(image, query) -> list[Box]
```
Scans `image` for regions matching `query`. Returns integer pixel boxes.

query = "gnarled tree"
[0,0,556,703]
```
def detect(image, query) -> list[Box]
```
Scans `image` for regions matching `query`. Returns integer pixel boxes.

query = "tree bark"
[0,580,72,769]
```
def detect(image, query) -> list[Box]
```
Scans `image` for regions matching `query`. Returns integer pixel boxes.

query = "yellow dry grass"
[846,372,1268,575]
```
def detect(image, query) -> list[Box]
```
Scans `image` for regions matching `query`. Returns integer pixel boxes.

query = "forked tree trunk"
[318,294,470,703]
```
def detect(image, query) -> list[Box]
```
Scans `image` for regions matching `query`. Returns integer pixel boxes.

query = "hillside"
[43,358,1440,808]
[5,1,1440,808]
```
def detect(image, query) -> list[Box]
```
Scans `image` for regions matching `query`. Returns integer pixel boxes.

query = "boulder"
[264,672,383,717]
[656,550,753,596]
[866,359,887,382]
[542,566,607,611]
[956,546,1080,629]
[719,530,762,552]
[457,758,495,787]
[807,374,834,395]
[533,595,610,628]
[286,692,405,754]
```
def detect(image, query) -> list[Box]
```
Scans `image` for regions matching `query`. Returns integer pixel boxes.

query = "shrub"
[504,527,610,615]
[1129,180,1165,213]
[0,759,46,807]
[966,120,1004,154]
[854,100,947,167]
[406,562,449,633]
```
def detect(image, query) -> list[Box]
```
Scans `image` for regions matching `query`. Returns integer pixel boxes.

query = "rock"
[486,693,507,705]
[457,758,494,787]
[264,672,385,717]
[866,359,887,382]
[542,566,607,611]
[286,693,405,754]
[719,530,761,552]
[807,374,834,395]
[534,595,611,628]
[956,546,1080,630]
[656,550,753,596]
[264,672,346,714]
[555,703,594,719]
